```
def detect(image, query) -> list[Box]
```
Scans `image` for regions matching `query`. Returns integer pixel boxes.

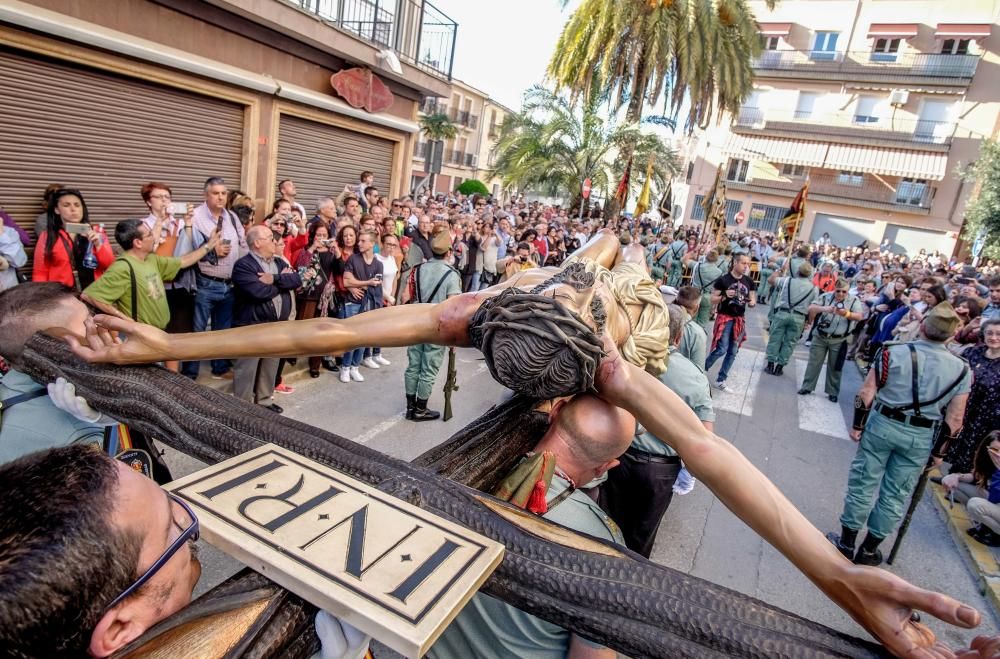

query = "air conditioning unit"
[889,89,909,106]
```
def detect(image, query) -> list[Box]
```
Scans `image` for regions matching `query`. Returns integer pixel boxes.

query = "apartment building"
[411,79,514,198]
[677,0,999,256]
[0,0,456,240]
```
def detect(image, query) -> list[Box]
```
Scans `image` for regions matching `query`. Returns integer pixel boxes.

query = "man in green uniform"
[676,285,708,371]
[687,249,724,327]
[828,303,971,566]
[84,219,218,328]
[599,305,715,557]
[401,230,461,421]
[647,234,671,284]
[665,232,687,288]
[429,393,633,659]
[764,261,818,375]
[758,257,777,303]
[798,278,864,402]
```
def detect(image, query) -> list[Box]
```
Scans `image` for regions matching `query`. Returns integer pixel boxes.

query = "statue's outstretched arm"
[593,338,981,658]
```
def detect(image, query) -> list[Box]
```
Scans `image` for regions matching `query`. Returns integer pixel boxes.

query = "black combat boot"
[411,398,441,422]
[765,361,775,374]
[405,394,416,420]
[853,533,884,566]
[773,364,784,376]
[826,526,857,560]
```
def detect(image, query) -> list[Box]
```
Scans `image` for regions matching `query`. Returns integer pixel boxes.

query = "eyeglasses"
[149,194,172,201]
[272,221,287,226]
[104,493,199,612]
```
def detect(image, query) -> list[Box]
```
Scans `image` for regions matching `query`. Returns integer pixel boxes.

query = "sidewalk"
[928,474,1000,618]
[193,358,310,394]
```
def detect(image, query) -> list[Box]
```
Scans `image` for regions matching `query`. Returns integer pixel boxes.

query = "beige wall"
[680,0,1000,255]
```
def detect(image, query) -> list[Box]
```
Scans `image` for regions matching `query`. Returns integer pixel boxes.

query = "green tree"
[489,86,677,211]
[418,112,458,195]
[548,0,769,214]
[456,179,490,196]
[960,138,1000,261]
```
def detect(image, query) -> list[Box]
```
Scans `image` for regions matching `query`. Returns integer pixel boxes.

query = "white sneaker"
[714,380,732,392]
[350,366,365,382]
[804,340,812,347]
[339,368,350,383]
[373,354,391,366]
[361,357,380,369]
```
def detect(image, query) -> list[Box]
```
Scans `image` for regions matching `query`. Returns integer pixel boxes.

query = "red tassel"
[527,478,548,514]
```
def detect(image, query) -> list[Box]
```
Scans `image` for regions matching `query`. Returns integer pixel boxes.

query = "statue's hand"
[594,334,634,408]
[65,314,171,365]
[832,564,979,658]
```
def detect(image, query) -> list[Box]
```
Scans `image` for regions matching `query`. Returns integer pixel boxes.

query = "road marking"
[710,348,763,417]
[794,359,850,440]
[353,361,489,445]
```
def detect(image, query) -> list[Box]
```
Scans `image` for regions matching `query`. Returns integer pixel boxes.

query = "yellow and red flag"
[778,182,809,241]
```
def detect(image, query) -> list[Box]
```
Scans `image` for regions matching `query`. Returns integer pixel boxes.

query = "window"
[853,95,882,124]
[749,203,788,233]
[871,38,901,62]
[780,163,806,177]
[836,171,864,187]
[941,38,971,55]
[691,195,706,221]
[760,35,780,50]
[686,161,695,183]
[811,31,839,60]
[726,158,750,182]
[896,178,928,206]
[725,200,744,226]
[794,92,819,119]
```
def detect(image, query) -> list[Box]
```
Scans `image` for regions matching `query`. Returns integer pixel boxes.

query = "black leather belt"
[818,330,849,339]
[777,308,806,317]
[198,273,232,284]
[625,446,681,464]
[874,403,935,428]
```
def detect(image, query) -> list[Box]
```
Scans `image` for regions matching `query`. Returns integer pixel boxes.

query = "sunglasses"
[104,493,199,612]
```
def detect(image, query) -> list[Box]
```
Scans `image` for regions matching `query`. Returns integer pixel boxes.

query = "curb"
[194,359,311,394]
[928,473,1000,617]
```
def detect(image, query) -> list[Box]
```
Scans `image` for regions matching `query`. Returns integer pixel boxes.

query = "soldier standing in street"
[400,230,462,421]
[687,249,724,327]
[764,261,818,376]
[798,278,864,402]
[665,231,688,288]
[828,303,970,566]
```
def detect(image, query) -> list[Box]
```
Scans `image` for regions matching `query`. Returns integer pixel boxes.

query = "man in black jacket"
[232,225,301,413]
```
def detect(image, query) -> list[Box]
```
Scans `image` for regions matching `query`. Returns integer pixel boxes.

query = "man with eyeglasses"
[798,278,863,403]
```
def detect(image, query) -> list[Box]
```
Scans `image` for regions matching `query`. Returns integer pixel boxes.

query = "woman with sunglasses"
[32,188,113,290]
[294,221,342,377]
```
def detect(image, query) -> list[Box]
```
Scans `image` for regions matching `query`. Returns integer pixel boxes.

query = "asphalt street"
[163,305,998,654]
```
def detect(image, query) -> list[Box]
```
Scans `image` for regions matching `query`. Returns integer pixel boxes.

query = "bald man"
[429,394,634,659]
[231,225,300,413]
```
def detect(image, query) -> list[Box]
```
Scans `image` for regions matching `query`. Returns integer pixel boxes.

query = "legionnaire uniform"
[758,261,776,302]
[599,348,715,557]
[404,231,462,421]
[666,238,687,288]
[679,311,709,372]
[429,474,622,658]
[647,239,671,283]
[764,272,818,375]
[689,258,724,327]
[798,286,862,402]
[830,303,971,565]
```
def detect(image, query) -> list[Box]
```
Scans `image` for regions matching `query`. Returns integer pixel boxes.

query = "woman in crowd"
[942,431,1000,547]
[945,319,1000,474]
[294,221,342,378]
[860,273,911,364]
[0,215,27,292]
[544,225,566,267]
[32,188,112,290]
[891,281,946,343]
[331,224,359,375]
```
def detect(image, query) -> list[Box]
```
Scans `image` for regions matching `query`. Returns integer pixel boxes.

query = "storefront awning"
[723,134,828,168]
[935,23,991,38]
[867,23,919,38]
[758,22,792,36]
[824,144,948,180]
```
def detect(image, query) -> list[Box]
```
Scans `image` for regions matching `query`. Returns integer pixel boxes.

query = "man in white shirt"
[277,179,306,219]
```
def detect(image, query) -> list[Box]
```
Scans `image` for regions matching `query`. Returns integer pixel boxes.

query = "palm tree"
[548,0,770,213]
[418,112,458,195]
[489,86,678,212]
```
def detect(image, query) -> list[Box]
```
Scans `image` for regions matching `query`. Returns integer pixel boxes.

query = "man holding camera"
[798,278,863,402]
[500,242,537,281]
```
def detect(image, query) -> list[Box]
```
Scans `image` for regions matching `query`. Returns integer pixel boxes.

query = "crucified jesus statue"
[67,229,983,657]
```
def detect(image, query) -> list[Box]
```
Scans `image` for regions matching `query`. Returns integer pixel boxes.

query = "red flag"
[613,156,633,208]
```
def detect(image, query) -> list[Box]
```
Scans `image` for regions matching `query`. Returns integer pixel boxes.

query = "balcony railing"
[288,0,457,79]
[734,107,955,146]
[752,49,979,80]
[728,172,933,213]
[449,109,479,129]
[414,141,428,158]
[464,152,476,167]
[421,98,447,115]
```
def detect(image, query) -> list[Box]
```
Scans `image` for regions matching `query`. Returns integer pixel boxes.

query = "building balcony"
[488,124,501,139]
[726,171,933,215]
[464,152,477,167]
[449,109,479,129]
[414,141,428,158]
[288,0,457,79]
[734,107,954,149]
[421,98,447,115]
[751,50,979,86]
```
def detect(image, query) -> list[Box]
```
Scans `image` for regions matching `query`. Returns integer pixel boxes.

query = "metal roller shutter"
[276,114,394,216]
[0,47,244,247]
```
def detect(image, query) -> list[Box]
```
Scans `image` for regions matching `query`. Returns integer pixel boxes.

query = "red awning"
[758,22,792,36]
[867,23,919,38]
[935,23,992,38]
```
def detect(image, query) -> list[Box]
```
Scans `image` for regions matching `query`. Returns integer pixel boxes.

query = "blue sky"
[430,0,580,110]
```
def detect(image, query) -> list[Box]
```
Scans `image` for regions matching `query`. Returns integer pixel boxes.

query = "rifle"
[442,347,459,421]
